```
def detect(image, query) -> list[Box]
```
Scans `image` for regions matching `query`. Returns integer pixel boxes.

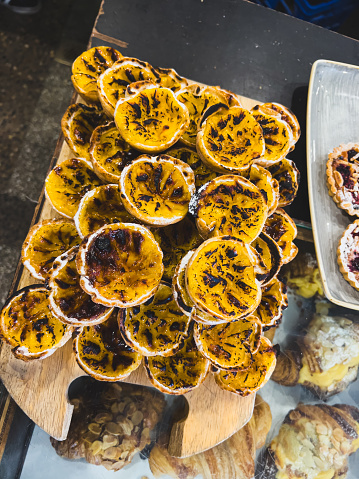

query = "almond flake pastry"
[51,381,165,471]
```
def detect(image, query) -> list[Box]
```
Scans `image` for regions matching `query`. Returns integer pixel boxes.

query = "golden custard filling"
[186,237,262,321]
[120,155,195,225]
[114,86,190,152]
[299,354,359,388]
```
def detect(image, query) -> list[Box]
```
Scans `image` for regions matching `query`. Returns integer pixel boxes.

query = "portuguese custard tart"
[251,109,293,166]
[71,46,123,103]
[253,277,288,330]
[267,158,300,207]
[119,154,195,226]
[196,106,265,174]
[114,86,190,152]
[74,310,142,381]
[175,84,232,147]
[186,236,262,322]
[97,57,160,117]
[119,281,191,357]
[263,208,298,264]
[89,121,139,183]
[74,184,136,238]
[246,163,279,216]
[172,250,196,316]
[144,333,210,395]
[22,218,80,281]
[152,217,202,280]
[337,219,359,290]
[190,174,268,243]
[327,157,359,216]
[252,101,301,146]
[49,246,114,326]
[166,146,217,189]
[194,315,262,370]
[155,67,188,92]
[76,223,163,308]
[251,232,283,286]
[45,158,102,219]
[0,286,72,361]
[61,103,108,160]
[214,336,277,396]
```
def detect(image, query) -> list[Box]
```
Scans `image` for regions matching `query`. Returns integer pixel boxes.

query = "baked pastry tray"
[0,90,268,459]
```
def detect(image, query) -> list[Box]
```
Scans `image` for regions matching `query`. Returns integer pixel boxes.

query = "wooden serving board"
[0,93,260,458]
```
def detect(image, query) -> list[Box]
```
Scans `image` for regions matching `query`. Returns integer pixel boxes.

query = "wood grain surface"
[0,91,260,457]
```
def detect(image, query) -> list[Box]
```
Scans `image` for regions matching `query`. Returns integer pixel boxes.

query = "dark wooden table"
[1,0,359,477]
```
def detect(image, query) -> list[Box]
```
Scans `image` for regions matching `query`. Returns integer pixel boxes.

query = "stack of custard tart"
[0,46,301,397]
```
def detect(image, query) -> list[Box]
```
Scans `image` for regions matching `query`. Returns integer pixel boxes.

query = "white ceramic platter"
[307,59,359,310]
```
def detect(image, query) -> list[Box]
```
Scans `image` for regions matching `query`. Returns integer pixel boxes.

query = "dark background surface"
[1,1,359,478]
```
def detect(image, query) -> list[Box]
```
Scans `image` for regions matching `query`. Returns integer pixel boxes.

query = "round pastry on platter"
[114,86,190,152]
[251,109,293,167]
[76,223,163,308]
[214,336,277,396]
[45,158,102,219]
[119,282,191,356]
[71,46,123,103]
[267,158,300,207]
[21,219,81,281]
[175,84,232,147]
[74,184,136,238]
[196,106,265,174]
[327,157,359,216]
[144,333,210,395]
[119,154,195,226]
[61,103,108,160]
[0,286,72,361]
[190,175,268,243]
[152,217,202,280]
[166,146,217,189]
[97,57,160,117]
[193,316,262,370]
[328,142,359,163]
[263,208,298,264]
[252,277,288,330]
[74,311,142,381]
[251,232,283,286]
[186,236,262,322]
[49,246,114,326]
[89,121,139,183]
[337,219,359,290]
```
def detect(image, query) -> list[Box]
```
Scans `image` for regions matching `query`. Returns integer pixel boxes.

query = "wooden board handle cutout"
[0,337,254,457]
[0,92,259,457]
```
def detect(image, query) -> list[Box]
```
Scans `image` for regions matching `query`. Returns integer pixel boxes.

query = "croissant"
[283,249,324,299]
[271,313,359,399]
[149,395,272,479]
[259,403,359,479]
